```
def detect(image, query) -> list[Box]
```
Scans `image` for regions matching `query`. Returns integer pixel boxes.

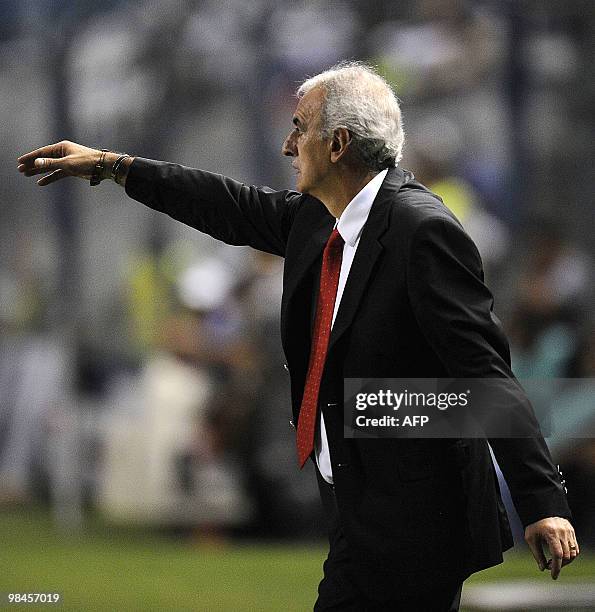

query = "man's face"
[282,87,331,196]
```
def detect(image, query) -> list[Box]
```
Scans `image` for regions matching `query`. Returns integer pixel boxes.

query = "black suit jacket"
[125,159,571,595]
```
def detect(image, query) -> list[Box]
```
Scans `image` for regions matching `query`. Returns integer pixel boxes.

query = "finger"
[21,162,61,177]
[526,536,547,571]
[20,158,61,175]
[37,169,66,186]
[569,529,580,557]
[568,535,579,560]
[17,143,63,164]
[566,545,577,563]
[18,159,43,173]
[547,536,564,579]
[560,537,571,566]
[35,157,57,170]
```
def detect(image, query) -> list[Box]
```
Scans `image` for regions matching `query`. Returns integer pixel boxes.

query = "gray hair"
[297,61,405,170]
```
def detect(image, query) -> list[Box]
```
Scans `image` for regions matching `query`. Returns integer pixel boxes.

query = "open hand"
[17,141,106,186]
[524,516,579,579]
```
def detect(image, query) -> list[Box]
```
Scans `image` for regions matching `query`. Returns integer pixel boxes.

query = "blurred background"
[1,0,593,610]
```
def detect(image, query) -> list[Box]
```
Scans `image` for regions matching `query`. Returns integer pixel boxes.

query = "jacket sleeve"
[125,157,303,257]
[406,214,571,527]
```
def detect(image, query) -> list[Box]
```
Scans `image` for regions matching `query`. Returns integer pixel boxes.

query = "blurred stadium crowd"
[1,0,593,547]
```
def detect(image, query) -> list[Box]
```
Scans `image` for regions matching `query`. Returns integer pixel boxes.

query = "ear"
[330,127,352,163]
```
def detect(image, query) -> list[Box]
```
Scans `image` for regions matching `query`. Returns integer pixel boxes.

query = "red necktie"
[297,227,344,468]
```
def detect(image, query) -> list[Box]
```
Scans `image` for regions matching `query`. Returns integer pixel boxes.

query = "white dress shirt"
[315,168,389,484]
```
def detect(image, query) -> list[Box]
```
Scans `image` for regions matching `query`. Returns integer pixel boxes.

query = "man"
[18,62,578,611]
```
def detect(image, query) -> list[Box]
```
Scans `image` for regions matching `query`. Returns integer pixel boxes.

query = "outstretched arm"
[18,141,303,256]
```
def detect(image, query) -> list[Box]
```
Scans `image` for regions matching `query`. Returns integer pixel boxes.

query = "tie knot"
[327,228,344,251]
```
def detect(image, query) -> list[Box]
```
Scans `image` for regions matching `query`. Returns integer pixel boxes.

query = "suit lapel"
[280,210,334,351]
[280,166,406,358]
[328,166,406,352]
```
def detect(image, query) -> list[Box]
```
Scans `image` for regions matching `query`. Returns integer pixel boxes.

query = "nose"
[282,131,297,157]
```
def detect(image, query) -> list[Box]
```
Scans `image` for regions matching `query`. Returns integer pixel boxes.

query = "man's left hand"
[524,517,579,579]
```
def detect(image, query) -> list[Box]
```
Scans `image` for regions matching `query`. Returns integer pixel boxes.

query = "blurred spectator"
[99,256,253,536]
[509,223,591,379]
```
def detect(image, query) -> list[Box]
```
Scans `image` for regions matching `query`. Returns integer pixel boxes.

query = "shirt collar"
[335,168,389,247]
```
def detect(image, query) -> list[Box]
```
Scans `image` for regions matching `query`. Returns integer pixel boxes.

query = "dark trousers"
[314,473,462,612]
